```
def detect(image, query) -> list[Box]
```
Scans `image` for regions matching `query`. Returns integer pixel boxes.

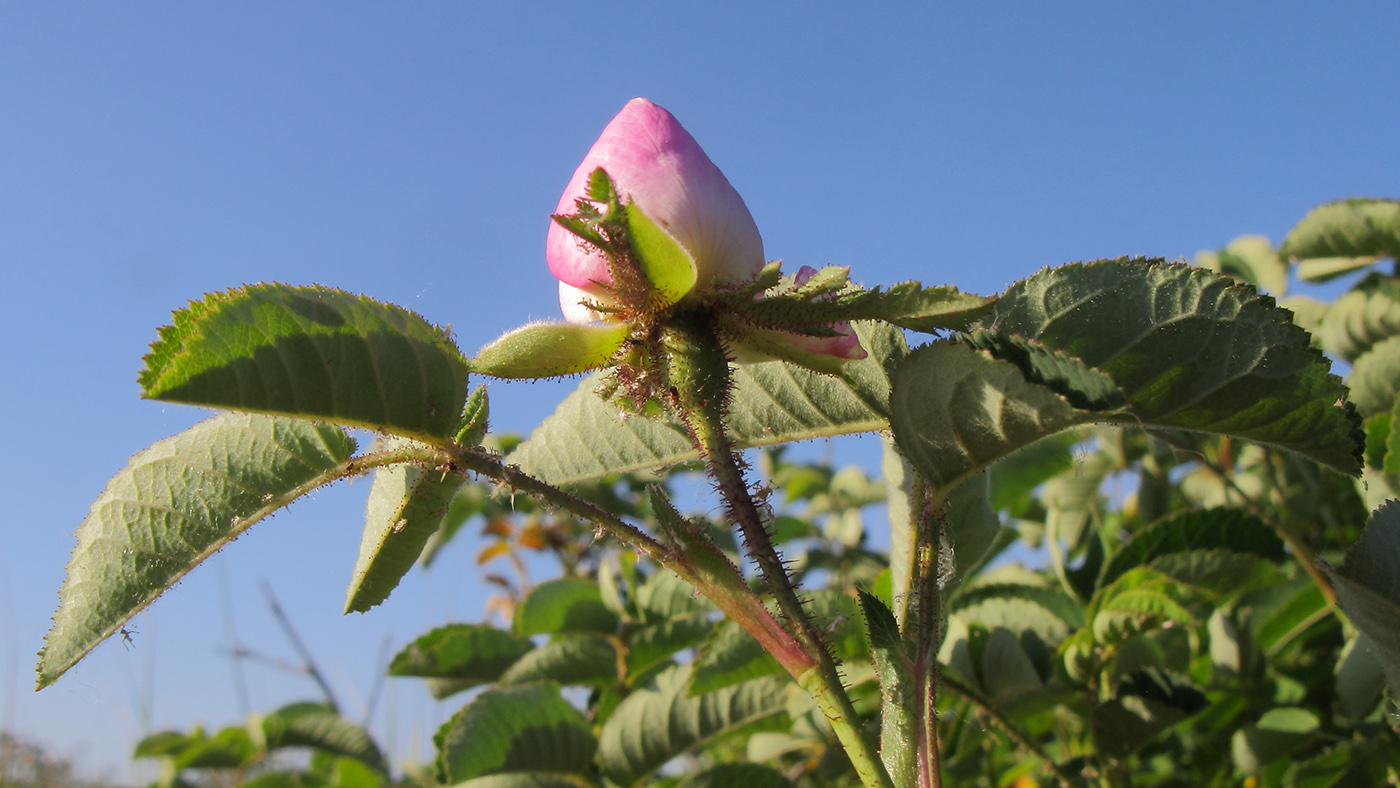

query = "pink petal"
[547,98,764,292]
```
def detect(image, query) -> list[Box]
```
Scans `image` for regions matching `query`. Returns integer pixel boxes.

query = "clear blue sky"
[2,3,1397,780]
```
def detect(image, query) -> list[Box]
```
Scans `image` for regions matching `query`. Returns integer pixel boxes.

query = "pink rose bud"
[548,98,765,322]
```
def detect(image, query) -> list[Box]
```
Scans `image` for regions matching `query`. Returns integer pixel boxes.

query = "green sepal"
[624,202,698,308]
[470,321,629,379]
[728,276,993,335]
[37,413,357,688]
[726,324,855,376]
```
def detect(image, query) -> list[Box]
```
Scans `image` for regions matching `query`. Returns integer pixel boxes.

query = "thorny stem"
[452,443,812,672]
[660,314,895,788]
[939,674,1081,788]
[908,480,943,788]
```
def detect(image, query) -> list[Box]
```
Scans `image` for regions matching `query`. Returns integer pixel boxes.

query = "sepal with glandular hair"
[469,321,630,379]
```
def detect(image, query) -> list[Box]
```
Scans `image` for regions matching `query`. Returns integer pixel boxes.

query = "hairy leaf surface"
[346,440,460,613]
[141,284,469,441]
[262,702,386,772]
[1280,198,1400,263]
[510,322,904,485]
[890,261,1361,509]
[38,413,356,687]
[388,623,533,684]
[435,682,596,784]
[596,664,787,787]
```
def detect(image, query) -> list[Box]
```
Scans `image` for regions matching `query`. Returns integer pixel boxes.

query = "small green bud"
[453,385,490,447]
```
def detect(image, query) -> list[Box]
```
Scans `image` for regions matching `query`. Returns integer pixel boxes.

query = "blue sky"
[2,3,1397,780]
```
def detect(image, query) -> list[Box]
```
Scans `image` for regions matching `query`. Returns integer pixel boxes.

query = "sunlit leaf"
[513,578,620,637]
[141,284,469,441]
[388,623,533,685]
[262,702,386,772]
[435,682,595,784]
[596,664,787,787]
[38,414,356,688]
[1098,508,1284,588]
[498,635,619,688]
[1280,198,1400,263]
[890,261,1362,513]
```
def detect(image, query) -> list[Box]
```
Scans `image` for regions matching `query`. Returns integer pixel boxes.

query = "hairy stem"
[909,481,943,788]
[660,314,894,788]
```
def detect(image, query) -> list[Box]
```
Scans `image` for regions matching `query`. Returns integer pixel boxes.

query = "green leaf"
[455,385,491,447]
[857,590,915,788]
[690,591,862,696]
[987,432,1077,513]
[175,726,257,770]
[499,635,619,687]
[1334,632,1386,719]
[510,321,904,486]
[890,261,1362,509]
[961,330,1127,411]
[1346,334,1400,417]
[635,568,715,620]
[983,259,1360,473]
[1322,500,1400,699]
[450,776,594,788]
[134,731,192,759]
[1098,508,1284,588]
[387,623,533,684]
[241,771,328,788]
[435,682,596,784]
[888,341,1091,502]
[1093,669,1207,759]
[1280,198,1400,263]
[345,441,460,613]
[677,763,793,788]
[596,664,788,787]
[976,627,1043,703]
[1231,707,1319,775]
[1197,235,1288,296]
[1248,577,1330,656]
[952,583,1085,645]
[141,284,469,441]
[690,619,783,696]
[37,413,356,688]
[1297,256,1382,283]
[1318,273,1400,362]
[262,703,386,772]
[625,615,716,676]
[624,202,698,308]
[513,578,620,637]
[470,321,630,379]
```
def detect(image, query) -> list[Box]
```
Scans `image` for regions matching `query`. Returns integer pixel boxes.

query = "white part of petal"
[559,281,620,325]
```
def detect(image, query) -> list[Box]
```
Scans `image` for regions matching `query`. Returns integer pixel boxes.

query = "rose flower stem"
[661,312,895,788]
